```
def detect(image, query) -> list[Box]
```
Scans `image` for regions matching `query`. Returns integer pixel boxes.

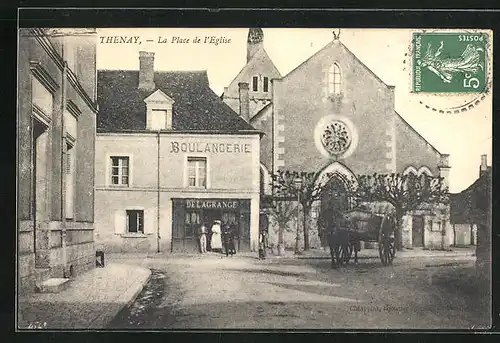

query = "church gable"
[273,38,397,175]
[280,39,391,99]
[222,29,282,119]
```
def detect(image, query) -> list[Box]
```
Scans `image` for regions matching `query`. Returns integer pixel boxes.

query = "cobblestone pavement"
[108,253,490,330]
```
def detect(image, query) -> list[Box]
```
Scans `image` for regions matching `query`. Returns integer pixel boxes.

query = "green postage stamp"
[412,32,488,93]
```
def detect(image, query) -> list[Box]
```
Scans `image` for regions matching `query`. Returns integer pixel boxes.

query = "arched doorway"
[318,176,350,247]
[315,162,357,247]
[320,176,350,216]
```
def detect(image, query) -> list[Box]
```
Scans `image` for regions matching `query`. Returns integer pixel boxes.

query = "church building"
[223,29,452,250]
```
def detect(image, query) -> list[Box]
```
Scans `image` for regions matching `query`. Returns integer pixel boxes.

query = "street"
[108,252,490,329]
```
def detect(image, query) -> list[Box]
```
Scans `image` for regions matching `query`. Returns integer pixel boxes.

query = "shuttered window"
[263,77,269,92]
[126,210,144,233]
[65,144,74,219]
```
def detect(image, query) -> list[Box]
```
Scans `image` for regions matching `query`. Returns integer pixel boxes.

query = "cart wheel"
[378,227,396,266]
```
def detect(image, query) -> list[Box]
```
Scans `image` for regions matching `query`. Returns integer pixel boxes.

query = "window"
[187,157,207,188]
[252,76,259,92]
[111,156,129,186]
[185,211,200,237]
[150,109,167,130]
[65,143,75,219]
[263,77,269,92]
[32,77,54,116]
[327,64,341,95]
[126,210,144,233]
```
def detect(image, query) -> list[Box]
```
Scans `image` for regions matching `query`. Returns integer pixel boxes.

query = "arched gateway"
[315,162,357,246]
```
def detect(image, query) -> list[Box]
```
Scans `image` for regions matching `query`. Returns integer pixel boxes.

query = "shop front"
[171,198,251,252]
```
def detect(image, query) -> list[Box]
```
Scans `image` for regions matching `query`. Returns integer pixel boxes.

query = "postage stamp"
[412,32,488,93]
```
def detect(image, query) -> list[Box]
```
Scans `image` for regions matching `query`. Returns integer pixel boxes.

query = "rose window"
[321,120,351,155]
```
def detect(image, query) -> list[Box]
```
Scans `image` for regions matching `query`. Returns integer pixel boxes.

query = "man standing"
[198,222,208,253]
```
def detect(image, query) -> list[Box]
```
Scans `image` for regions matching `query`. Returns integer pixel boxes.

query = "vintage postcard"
[17,26,492,330]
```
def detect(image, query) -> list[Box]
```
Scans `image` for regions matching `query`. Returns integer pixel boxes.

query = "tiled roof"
[450,169,491,224]
[97,70,257,133]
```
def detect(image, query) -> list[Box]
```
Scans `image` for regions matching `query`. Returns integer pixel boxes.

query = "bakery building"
[223,29,452,249]
[94,51,261,253]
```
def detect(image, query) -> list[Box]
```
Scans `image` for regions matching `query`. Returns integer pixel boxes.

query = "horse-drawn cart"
[325,207,396,267]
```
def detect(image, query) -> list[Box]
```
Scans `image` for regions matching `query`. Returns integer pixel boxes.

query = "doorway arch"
[315,162,357,247]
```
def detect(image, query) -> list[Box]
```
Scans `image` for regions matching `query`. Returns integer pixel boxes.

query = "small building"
[94,51,261,253]
[17,28,98,294]
[223,28,451,250]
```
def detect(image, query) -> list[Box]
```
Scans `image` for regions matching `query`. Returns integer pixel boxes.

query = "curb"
[124,269,152,309]
[87,267,152,329]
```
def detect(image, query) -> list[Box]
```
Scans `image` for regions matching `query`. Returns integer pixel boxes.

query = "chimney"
[238,82,250,122]
[438,154,450,189]
[138,51,155,90]
[480,154,488,175]
[247,28,264,63]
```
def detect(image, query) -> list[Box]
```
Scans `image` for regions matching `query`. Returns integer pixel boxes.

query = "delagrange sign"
[185,199,240,209]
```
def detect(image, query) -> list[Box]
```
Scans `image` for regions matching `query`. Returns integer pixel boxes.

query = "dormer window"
[252,76,258,92]
[327,63,342,95]
[150,109,168,130]
[143,89,174,130]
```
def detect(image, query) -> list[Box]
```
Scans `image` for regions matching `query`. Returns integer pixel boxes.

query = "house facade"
[223,29,452,250]
[94,52,261,253]
[17,28,98,295]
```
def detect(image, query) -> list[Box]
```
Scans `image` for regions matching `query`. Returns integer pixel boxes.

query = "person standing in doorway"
[198,222,208,253]
[222,223,232,257]
[210,220,223,252]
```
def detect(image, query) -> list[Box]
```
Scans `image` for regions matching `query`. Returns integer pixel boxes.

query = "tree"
[267,197,298,256]
[354,173,449,251]
[271,170,338,251]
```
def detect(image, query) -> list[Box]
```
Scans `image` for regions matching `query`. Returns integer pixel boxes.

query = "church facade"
[223,29,452,250]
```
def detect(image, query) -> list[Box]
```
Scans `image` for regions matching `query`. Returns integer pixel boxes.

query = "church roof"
[97,70,258,133]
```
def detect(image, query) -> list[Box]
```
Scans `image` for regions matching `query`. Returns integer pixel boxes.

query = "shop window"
[187,157,207,188]
[222,212,237,225]
[126,210,144,233]
[327,63,341,95]
[252,76,258,91]
[263,77,269,92]
[111,156,129,186]
[185,211,200,237]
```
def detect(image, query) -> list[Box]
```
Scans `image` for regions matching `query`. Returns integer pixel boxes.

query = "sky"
[96,28,492,193]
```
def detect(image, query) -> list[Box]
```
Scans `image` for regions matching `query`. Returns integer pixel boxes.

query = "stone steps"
[36,278,71,293]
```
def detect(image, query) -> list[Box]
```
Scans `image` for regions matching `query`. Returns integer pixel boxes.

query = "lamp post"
[294,177,302,255]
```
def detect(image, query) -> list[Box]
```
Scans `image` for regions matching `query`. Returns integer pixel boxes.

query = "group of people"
[198,220,237,257]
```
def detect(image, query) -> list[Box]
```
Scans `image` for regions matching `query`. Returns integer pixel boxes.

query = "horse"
[322,210,354,268]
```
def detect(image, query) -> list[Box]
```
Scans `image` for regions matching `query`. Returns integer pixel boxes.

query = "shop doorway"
[171,199,252,253]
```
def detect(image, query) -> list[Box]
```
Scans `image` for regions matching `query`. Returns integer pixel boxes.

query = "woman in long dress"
[210,220,223,252]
